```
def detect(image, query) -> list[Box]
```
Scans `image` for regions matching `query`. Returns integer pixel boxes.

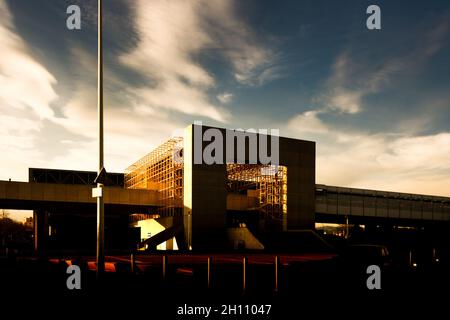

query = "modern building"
[124,124,315,251]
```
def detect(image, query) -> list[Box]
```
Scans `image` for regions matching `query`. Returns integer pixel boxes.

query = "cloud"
[317,51,402,114]
[200,0,277,85]
[315,133,386,186]
[423,12,450,56]
[0,0,58,119]
[0,0,58,183]
[288,110,329,134]
[119,0,225,121]
[120,0,276,122]
[327,90,362,115]
[131,82,226,121]
[50,47,97,139]
[0,114,45,181]
[377,133,450,171]
[217,92,234,104]
[312,130,450,197]
[315,13,449,116]
[235,64,282,87]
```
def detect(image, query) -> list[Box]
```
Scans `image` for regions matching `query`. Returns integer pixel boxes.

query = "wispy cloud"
[199,0,278,86]
[288,110,329,134]
[120,0,277,122]
[217,92,234,104]
[316,50,402,114]
[317,12,449,116]
[0,0,58,182]
[0,0,58,119]
[119,0,225,122]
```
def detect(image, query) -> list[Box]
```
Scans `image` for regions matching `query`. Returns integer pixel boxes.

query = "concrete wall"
[226,227,264,250]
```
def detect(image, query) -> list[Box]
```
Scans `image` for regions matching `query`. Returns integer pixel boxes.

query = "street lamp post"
[95,0,105,278]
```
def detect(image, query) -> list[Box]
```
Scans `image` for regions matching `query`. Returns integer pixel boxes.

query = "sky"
[1,0,450,221]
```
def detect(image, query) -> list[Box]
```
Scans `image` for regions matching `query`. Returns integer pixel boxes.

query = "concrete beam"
[0,180,160,212]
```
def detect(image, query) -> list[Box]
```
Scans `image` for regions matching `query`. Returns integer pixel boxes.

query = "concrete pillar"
[33,209,49,257]
[280,138,315,230]
[183,124,227,250]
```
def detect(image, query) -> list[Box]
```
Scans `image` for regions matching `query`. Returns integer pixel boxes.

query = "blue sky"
[1,0,450,221]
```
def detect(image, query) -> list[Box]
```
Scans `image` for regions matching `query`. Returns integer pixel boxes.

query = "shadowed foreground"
[2,253,449,317]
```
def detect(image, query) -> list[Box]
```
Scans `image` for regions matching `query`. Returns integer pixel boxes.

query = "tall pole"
[96,0,105,277]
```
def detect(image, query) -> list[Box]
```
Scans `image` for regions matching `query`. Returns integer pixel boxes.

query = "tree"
[0,216,31,254]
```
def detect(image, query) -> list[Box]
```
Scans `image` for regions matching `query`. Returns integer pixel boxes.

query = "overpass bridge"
[226,185,450,225]
[315,184,450,224]
[0,180,160,214]
[0,179,160,255]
